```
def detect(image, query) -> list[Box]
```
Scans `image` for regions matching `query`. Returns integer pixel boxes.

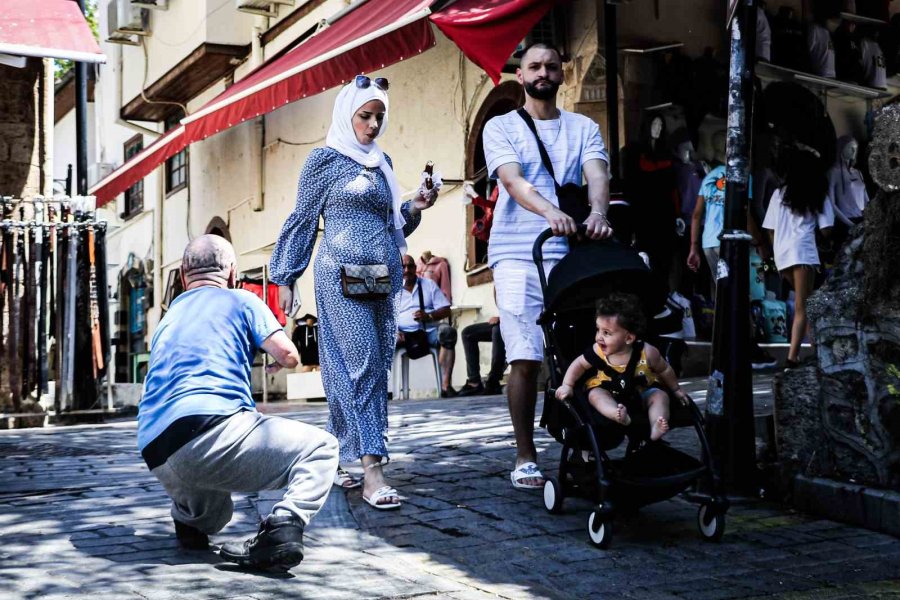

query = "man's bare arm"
[495,162,578,236]
[261,330,300,371]
[582,158,613,239]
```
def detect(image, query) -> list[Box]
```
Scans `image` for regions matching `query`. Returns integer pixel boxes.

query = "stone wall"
[0,60,42,198]
[0,59,44,423]
[775,121,900,490]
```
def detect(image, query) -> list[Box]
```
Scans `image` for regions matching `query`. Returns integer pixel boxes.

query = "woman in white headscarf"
[270,76,439,510]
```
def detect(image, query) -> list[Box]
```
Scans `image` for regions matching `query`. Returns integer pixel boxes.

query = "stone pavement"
[0,377,897,600]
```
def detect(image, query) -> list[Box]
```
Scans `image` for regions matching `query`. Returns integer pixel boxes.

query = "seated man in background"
[397,254,458,397]
[138,235,339,572]
[457,316,506,396]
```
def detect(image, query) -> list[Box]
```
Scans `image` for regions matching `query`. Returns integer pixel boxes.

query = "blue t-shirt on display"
[137,287,283,451]
[699,165,752,249]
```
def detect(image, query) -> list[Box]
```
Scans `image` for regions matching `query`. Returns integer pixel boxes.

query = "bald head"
[181,234,236,289]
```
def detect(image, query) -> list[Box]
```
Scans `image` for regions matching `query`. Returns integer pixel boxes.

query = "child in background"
[556,293,691,441]
[762,146,834,369]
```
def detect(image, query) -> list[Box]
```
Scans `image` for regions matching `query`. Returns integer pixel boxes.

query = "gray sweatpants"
[151,410,339,534]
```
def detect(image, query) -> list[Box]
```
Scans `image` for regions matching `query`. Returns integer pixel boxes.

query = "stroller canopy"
[544,239,667,316]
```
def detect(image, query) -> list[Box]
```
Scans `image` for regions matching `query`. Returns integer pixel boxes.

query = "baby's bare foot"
[616,404,632,426]
[651,417,669,440]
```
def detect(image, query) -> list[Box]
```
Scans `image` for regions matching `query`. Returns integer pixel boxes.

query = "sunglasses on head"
[355,75,389,91]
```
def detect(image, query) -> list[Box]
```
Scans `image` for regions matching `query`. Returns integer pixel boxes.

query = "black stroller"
[533,228,728,548]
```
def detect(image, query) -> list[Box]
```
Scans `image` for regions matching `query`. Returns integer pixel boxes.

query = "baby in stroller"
[555,292,691,441]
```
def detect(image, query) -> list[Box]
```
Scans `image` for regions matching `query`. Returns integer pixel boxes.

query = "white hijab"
[326,82,407,254]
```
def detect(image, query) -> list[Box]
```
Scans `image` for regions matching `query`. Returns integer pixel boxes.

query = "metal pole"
[705,0,759,491]
[603,0,620,183]
[75,0,88,196]
[66,164,73,197]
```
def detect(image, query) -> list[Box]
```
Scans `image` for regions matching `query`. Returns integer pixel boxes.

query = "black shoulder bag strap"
[517,108,563,197]
[416,278,427,332]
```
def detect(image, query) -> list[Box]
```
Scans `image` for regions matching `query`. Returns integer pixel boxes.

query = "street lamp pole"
[706,0,759,491]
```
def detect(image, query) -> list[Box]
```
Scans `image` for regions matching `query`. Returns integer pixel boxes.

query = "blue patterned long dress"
[269,148,420,463]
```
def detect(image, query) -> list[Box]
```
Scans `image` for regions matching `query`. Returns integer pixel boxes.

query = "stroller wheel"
[587,510,613,548]
[543,477,564,514]
[697,504,726,542]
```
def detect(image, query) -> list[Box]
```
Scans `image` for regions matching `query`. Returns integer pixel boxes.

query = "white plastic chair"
[392,346,442,400]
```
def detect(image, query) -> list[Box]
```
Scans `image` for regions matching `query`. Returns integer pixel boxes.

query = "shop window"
[122,134,144,218]
[165,112,188,195]
[464,81,525,287]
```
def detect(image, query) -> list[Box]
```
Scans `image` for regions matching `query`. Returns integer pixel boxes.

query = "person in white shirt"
[763,146,834,369]
[482,43,613,490]
[396,255,457,397]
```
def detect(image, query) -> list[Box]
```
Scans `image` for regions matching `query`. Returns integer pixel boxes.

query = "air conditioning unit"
[108,0,151,39]
[88,163,116,188]
[106,0,141,45]
[132,0,168,9]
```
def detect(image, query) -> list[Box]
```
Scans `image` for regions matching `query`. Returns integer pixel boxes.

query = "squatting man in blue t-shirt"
[137,234,339,572]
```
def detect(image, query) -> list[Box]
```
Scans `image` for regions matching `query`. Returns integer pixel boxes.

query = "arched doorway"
[205,216,231,241]
[464,81,525,286]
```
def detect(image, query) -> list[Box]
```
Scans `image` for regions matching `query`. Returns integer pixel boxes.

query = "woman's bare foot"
[651,417,669,441]
[615,404,632,426]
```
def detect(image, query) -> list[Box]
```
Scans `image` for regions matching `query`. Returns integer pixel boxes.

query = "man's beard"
[524,79,559,100]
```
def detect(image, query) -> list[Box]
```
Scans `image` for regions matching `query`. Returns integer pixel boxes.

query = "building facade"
[63,0,900,398]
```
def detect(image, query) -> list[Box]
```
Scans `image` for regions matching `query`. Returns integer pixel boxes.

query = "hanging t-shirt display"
[834,22,865,83]
[757,7,772,61]
[772,8,811,71]
[808,22,836,78]
[859,36,887,89]
[675,160,705,220]
[239,280,287,326]
[828,165,869,222]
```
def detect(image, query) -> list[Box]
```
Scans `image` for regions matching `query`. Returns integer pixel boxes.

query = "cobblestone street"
[1,378,897,599]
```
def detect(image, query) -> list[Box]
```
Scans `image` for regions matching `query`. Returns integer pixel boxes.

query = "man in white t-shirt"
[482,43,612,490]
[396,255,458,397]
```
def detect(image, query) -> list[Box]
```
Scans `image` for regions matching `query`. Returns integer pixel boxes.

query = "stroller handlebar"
[532,225,588,293]
[531,225,588,266]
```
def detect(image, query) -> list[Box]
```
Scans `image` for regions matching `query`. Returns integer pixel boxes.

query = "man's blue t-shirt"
[137,287,283,451]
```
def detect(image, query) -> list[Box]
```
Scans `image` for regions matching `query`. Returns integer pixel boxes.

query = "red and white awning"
[0,0,106,63]
[91,0,557,206]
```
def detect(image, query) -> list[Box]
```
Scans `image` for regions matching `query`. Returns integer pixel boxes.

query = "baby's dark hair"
[595,293,647,337]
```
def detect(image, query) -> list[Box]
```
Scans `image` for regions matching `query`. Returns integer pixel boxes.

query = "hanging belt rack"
[0,195,115,427]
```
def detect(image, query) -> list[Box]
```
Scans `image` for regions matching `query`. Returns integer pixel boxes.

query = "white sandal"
[333,466,363,489]
[510,462,545,490]
[363,485,401,510]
